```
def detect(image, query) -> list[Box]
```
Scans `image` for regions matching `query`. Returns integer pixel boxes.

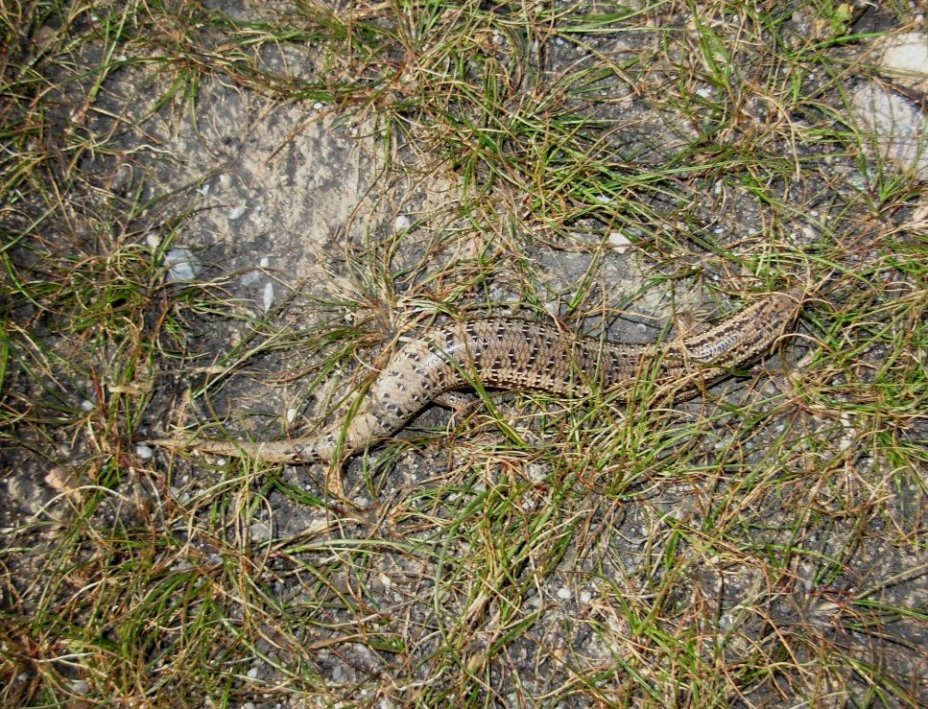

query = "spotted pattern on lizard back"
[148,289,802,464]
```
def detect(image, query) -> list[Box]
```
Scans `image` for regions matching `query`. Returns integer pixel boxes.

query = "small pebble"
[68,680,89,695]
[608,231,632,253]
[262,282,275,312]
[239,270,260,286]
[164,248,200,282]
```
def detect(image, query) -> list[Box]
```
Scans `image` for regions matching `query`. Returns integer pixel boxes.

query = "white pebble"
[850,84,928,180]
[80,399,94,412]
[164,248,200,282]
[239,270,260,286]
[145,233,161,249]
[227,204,247,220]
[395,214,411,231]
[68,680,89,695]
[556,587,572,600]
[262,282,275,312]
[526,462,549,483]
[608,231,632,253]
[135,444,153,460]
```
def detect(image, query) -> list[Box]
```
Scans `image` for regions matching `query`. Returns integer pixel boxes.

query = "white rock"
[68,680,89,695]
[249,521,272,543]
[526,462,549,483]
[395,214,411,231]
[239,270,261,286]
[850,83,928,181]
[164,247,201,282]
[608,231,632,253]
[878,32,928,94]
[262,281,275,312]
